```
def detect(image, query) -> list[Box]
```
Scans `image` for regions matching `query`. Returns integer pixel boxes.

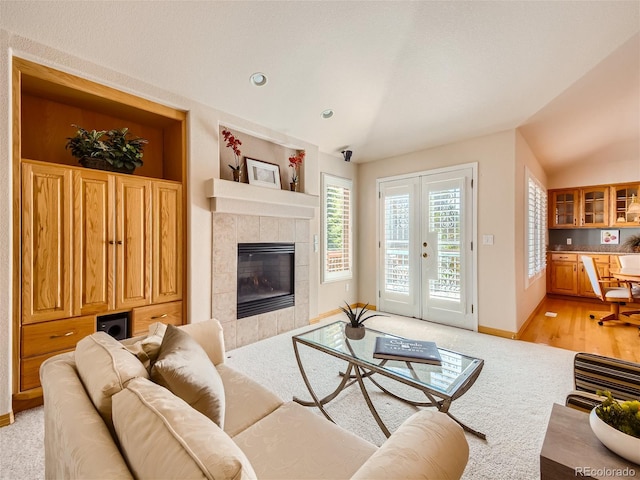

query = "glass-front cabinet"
[549,189,578,228]
[610,183,640,226]
[580,186,608,227]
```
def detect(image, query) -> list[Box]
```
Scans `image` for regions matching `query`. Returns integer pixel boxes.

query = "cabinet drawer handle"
[50,330,75,339]
[151,314,168,319]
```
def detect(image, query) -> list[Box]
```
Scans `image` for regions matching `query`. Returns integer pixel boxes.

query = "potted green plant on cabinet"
[66,124,148,173]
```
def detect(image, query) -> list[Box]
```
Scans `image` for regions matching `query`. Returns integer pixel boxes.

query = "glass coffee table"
[292,321,485,439]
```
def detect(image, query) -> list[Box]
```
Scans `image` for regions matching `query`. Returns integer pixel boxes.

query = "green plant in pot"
[66,125,148,173]
[589,390,640,464]
[339,302,386,340]
[623,234,640,253]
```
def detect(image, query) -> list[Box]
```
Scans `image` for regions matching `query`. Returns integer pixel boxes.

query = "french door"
[378,165,477,330]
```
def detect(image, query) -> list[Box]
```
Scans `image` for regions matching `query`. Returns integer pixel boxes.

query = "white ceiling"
[1,1,639,172]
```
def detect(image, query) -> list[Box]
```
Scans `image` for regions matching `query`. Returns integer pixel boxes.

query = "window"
[322,173,352,282]
[526,169,547,285]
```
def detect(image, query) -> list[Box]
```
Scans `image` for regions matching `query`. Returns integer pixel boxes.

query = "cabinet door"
[550,254,578,295]
[152,181,183,304]
[580,187,609,227]
[73,170,115,314]
[116,176,152,309]
[21,162,73,324]
[610,184,640,226]
[579,256,610,297]
[549,190,579,228]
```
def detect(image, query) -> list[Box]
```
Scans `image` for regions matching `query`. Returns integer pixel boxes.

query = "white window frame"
[525,168,547,287]
[321,173,353,283]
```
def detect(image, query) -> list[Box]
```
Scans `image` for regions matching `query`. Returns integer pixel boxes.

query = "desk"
[540,403,640,480]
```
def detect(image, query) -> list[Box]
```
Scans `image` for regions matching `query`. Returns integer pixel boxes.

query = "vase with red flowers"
[288,150,305,191]
[222,128,243,181]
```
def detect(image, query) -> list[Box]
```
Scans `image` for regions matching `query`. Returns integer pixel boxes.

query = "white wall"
[0,31,321,417]
[357,130,519,333]
[317,152,358,315]
[514,130,548,331]
[549,158,640,188]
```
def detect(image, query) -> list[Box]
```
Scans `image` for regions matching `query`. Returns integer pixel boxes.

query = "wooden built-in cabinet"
[12,58,187,406]
[549,187,609,228]
[549,183,640,229]
[548,253,624,298]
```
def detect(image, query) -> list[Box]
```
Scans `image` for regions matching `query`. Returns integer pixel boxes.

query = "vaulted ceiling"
[1,1,638,173]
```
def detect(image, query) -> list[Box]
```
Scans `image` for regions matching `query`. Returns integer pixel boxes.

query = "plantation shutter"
[526,169,547,283]
[322,174,353,282]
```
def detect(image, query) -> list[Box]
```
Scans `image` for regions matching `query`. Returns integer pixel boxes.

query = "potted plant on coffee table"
[66,124,148,174]
[589,390,640,464]
[340,302,386,340]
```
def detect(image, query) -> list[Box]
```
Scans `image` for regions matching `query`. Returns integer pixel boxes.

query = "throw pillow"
[151,324,226,428]
[113,377,256,480]
[125,322,167,370]
[75,332,149,435]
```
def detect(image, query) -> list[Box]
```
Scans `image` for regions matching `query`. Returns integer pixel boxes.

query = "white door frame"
[376,162,478,331]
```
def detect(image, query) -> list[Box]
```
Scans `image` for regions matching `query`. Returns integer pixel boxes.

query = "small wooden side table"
[540,403,639,480]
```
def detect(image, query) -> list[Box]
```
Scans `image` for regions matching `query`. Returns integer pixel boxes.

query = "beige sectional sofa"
[40,319,469,479]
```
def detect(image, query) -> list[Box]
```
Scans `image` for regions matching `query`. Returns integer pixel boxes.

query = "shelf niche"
[219,125,304,193]
[16,58,186,182]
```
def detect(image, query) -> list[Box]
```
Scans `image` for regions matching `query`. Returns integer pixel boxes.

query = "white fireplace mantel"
[206,178,319,219]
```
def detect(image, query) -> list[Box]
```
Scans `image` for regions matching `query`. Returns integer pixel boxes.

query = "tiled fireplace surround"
[212,213,310,350]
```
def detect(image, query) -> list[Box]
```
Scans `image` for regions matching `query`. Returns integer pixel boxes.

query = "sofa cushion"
[351,410,469,480]
[217,364,283,437]
[151,324,226,428]
[112,377,257,480]
[179,319,226,366]
[124,322,167,370]
[74,331,149,434]
[233,401,376,479]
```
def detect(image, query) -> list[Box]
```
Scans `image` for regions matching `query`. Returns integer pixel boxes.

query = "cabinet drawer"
[21,349,73,391]
[551,253,577,262]
[590,254,609,264]
[22,316,96,358]
[131,301,182,336]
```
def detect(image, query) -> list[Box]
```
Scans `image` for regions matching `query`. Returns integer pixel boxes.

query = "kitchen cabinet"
[549,187,609,228]
[548,253,578,295]
[549,189,579,228]
[610,183,640,226]
[580,187,609,228]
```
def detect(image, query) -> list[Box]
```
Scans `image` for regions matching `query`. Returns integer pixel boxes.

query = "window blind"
[527,170,547,282]
[322,174,353,282]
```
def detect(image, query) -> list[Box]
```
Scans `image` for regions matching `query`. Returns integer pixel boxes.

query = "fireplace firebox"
[237,243,294,319]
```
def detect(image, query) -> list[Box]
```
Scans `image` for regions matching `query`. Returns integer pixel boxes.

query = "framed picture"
[600,229,619,245]
[246,158,281,189]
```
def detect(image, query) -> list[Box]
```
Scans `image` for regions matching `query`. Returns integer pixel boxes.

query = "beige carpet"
[0,313,576,479]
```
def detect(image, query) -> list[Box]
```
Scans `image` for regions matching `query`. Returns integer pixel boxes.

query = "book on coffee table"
[373,337,442,365]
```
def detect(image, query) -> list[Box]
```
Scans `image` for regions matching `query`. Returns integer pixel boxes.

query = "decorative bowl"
[589,408,640,465]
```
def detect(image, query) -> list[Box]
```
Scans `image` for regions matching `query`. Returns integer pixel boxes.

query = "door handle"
[422,253,428,258]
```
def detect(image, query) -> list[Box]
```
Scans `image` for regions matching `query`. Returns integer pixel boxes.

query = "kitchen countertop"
[548,245,639,254]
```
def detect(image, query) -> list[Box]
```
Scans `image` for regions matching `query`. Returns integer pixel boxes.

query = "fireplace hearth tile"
[295,219,310,242]
[236,317,259,347]
[294,303,310,329]
[258,311,278,340]
[295,243,310,266]
[278,218,295,242]
[295,280,309,305]
[295,265,309,282]
[237,215,260,243]
[213,271,235,294]
[259,217,279,242]
[277,308,295,334]
[213,292,236,321]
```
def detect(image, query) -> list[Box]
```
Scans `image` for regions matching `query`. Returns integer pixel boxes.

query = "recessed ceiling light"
[250,72,267,86]
[321,109,334,119]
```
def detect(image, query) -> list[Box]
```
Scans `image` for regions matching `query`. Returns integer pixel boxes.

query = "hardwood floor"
[519,296,640,363]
